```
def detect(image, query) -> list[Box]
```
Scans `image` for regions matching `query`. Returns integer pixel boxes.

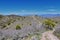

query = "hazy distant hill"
[40,14,60,18]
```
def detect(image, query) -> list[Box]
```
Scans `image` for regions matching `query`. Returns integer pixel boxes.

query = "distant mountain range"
[40,14,60,18]
[0,14,60,17]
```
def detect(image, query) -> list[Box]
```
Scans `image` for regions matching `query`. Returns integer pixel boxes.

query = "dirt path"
[41,31,59,40]
[32,16,59,40]
[32,16,41,24]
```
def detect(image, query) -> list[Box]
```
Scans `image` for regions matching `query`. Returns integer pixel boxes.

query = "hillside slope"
[0,15,59,40]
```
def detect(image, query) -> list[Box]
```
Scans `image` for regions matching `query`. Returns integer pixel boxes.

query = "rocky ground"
[0,15,59,40]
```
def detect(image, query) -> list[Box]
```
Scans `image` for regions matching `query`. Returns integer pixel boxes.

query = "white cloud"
[0,9,60,16]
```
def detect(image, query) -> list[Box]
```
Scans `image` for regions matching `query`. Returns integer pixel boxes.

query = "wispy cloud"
[0,9,60,16]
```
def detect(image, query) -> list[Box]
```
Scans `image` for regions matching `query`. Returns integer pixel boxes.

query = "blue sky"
[0,0,60,15]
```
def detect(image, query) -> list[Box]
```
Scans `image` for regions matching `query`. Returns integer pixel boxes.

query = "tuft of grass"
[16,25,21,30]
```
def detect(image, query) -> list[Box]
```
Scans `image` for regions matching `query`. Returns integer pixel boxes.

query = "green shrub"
[43,19,56,30]
[18,18,20,20]
[29,23,32,26]
[16,25,21,30]
[8,22,11,25]
[0,15,3,18]
[1,25,6,29]
[24,17,25,19]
